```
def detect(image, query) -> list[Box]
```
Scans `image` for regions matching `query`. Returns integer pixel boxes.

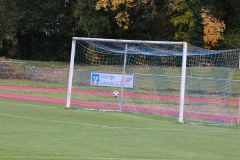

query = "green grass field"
[0,98,240,160]
[1,60,240,159]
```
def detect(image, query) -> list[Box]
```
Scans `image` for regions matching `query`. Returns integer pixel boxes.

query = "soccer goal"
[66,37,240,125]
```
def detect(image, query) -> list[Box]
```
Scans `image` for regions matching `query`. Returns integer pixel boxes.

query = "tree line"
[0,0,240,62]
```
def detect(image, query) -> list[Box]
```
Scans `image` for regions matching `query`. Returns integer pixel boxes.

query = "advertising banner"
[91,72,134,88]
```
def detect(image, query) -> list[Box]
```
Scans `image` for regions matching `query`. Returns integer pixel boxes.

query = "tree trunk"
[17,34,31,59]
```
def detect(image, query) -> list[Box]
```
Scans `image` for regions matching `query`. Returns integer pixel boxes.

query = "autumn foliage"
[96,0,134,29]
[201,9,226,49]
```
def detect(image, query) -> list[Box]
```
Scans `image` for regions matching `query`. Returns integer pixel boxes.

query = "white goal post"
[66,37,239,125]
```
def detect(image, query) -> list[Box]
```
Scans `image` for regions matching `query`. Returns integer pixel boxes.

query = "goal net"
[66,37,240,125]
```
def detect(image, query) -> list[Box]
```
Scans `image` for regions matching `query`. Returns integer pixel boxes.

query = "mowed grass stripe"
[0,99,240,160]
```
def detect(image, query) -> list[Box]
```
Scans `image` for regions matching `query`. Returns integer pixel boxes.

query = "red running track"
[0,84,238,104]
[0,84,238,124]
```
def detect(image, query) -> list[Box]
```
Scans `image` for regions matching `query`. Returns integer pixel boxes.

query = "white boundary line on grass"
[0,101,239,134]
[82,108,176,124]
[0,101,58,109]
[1,101,239,134]
[0,156,168,160]
[0,112,239,134]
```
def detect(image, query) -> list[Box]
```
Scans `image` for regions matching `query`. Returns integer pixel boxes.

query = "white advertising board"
[91,72,134,88]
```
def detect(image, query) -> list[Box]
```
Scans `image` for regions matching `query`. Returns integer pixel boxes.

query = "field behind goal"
[66,37,240,125]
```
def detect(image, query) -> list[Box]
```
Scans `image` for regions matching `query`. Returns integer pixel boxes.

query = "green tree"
[0,0,19,57]
[127,0,175,41]
[211,0,240,49]
[218,29,240,49]
[168,0,195,42]
[75,0,122,38]
[16,0,78,60]
[79,0,175,40]
[0,0,78,61]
